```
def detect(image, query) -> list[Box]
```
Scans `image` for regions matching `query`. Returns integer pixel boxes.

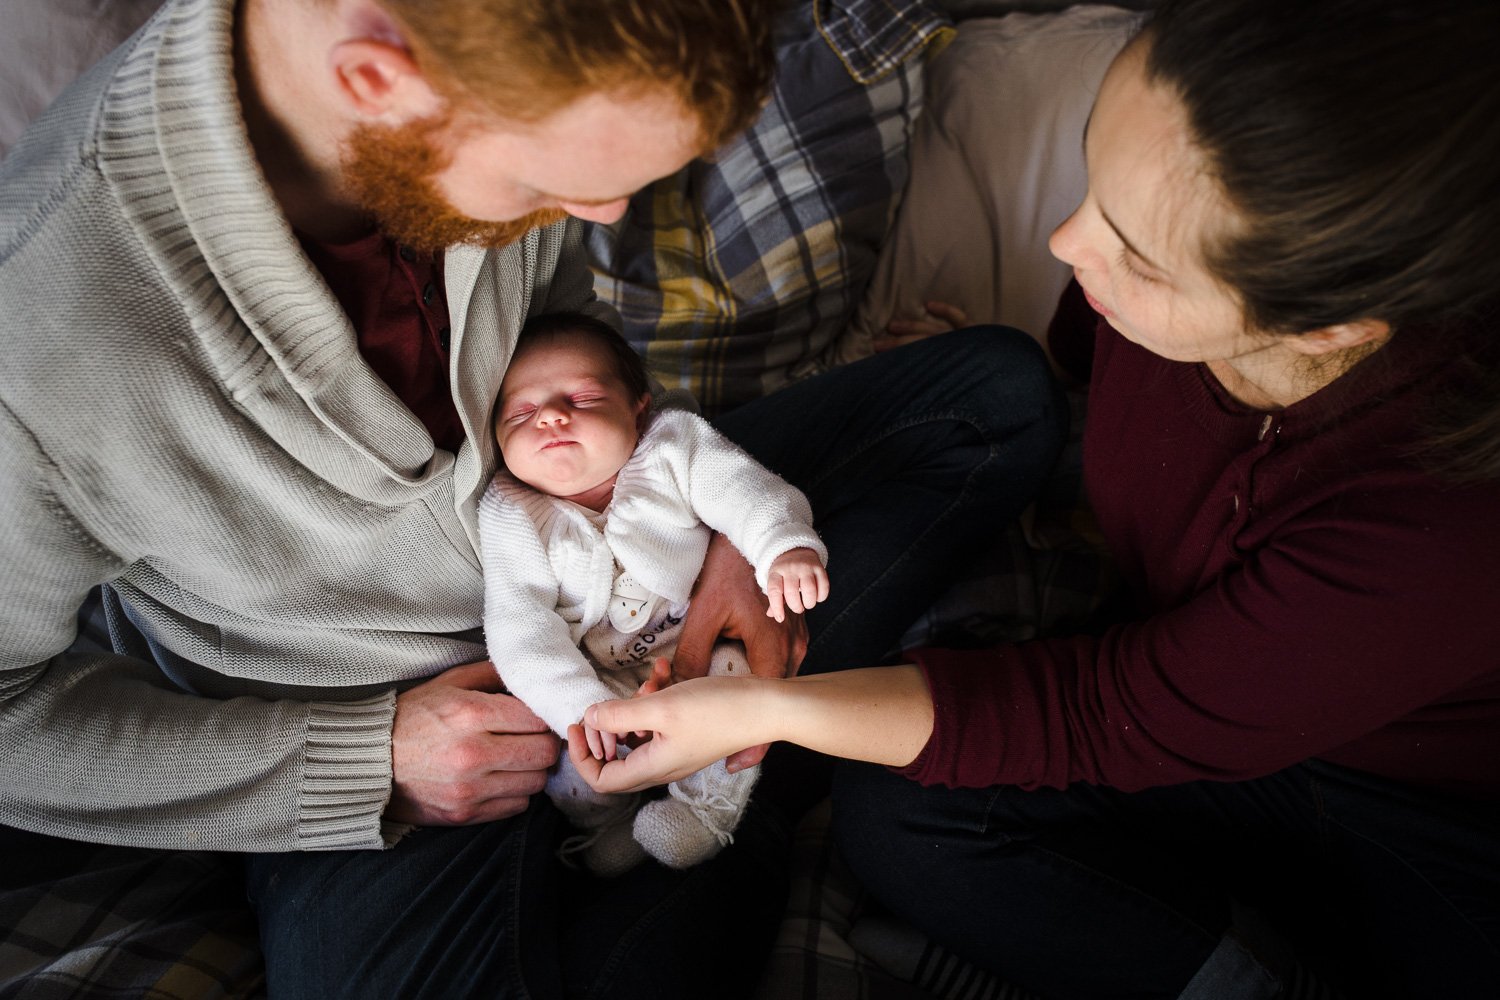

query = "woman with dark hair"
[568,0,1500,995]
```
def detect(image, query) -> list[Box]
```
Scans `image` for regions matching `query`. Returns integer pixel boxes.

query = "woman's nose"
[1048,204,1087,268]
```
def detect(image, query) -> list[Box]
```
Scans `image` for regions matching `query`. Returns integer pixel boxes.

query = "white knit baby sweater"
[478,409,826,737]
[0,0,613,851]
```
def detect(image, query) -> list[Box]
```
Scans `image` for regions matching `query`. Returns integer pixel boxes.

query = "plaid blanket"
[0,828,263,1000]
[0,600,264,1000]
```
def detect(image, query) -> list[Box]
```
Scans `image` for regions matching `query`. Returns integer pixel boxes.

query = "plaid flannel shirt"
[586,0,953,417]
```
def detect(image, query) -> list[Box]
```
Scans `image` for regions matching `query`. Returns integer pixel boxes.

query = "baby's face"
[496,332,648,507]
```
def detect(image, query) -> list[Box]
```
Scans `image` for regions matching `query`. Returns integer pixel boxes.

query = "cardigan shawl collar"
[92,0,561,552]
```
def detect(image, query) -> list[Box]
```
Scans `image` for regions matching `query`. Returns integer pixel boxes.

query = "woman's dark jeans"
[246,327,1069,999]
[833,757,1500,999]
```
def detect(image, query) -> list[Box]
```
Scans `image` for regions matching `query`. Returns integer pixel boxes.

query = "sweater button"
[422,282,436,305]
[1257,414,1273,441]
[438,326,451,350]
[399,245,417,262]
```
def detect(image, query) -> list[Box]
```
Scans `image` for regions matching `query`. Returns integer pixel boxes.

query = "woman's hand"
[567,675,772,794]
[872,300,970,352]
[581,656,673,761]
[566,665,937,795]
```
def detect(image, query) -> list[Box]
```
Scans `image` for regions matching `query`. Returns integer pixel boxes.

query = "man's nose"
[558,198,631,225]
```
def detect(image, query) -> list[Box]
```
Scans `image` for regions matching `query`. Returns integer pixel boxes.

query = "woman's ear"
[1284,317,1393,357]
[328,37,442,121]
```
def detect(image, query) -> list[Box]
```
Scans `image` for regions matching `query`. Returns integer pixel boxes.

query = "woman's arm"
[566,665,934,793]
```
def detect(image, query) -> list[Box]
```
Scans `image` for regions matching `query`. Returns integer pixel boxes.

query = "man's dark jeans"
[246,327,1069,999]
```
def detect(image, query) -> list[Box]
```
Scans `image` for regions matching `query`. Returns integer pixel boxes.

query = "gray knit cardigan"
[0,0,608,851]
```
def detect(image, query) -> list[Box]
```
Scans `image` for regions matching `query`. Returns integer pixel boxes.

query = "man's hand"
[675,532,806,771]
[676,532,806,681]
[385,660,560,826]
[765,547,829,623]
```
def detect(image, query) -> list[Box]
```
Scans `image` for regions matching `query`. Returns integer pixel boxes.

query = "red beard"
[340,116,567,252]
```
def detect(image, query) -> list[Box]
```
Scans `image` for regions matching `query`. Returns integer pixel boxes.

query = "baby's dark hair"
[514,311,652,402]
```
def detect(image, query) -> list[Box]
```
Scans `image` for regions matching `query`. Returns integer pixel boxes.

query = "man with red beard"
[0,0,1067,994]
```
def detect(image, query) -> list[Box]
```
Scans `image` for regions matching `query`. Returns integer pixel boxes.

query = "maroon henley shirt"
[901,285,1500,800]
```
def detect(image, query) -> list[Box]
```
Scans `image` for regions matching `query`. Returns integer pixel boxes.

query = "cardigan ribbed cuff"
[296,690,399,850]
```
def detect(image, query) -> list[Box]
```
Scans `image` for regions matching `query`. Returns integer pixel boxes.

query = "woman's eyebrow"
[1081,112,1167,273]
[1100,206,1165,272]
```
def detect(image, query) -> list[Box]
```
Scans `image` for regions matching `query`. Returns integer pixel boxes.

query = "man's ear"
[1283,317,1392,357]
[329,37,443,122]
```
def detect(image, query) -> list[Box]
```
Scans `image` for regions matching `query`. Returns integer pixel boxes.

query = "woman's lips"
[1081,287,1114,319]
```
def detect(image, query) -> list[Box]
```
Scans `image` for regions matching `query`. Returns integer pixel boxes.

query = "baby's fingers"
[568,725,604,782]
[765,582,786,623]
[635,657,673,698]
[781,576,806,616]
[798,570,826,612]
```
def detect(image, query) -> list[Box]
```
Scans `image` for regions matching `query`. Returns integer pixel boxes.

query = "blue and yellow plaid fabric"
[586,0,953,417]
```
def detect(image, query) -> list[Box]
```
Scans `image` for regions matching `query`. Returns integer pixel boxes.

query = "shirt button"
[422,282,436,306]
[399,245,417,262]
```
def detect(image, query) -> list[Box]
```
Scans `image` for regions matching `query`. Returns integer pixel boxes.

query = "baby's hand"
[765,547,830,623]
[583,717,619,762]
[584,658,675,761]
[635,656,673,699]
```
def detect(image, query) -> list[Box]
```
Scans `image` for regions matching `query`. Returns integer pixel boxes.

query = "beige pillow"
[842,4,1142,361]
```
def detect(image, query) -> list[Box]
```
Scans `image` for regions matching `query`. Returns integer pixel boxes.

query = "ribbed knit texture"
[0,0,606,850]
[479,408,825,737]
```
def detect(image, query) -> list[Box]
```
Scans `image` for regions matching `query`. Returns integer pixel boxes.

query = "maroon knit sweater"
[901,286,1500,799]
